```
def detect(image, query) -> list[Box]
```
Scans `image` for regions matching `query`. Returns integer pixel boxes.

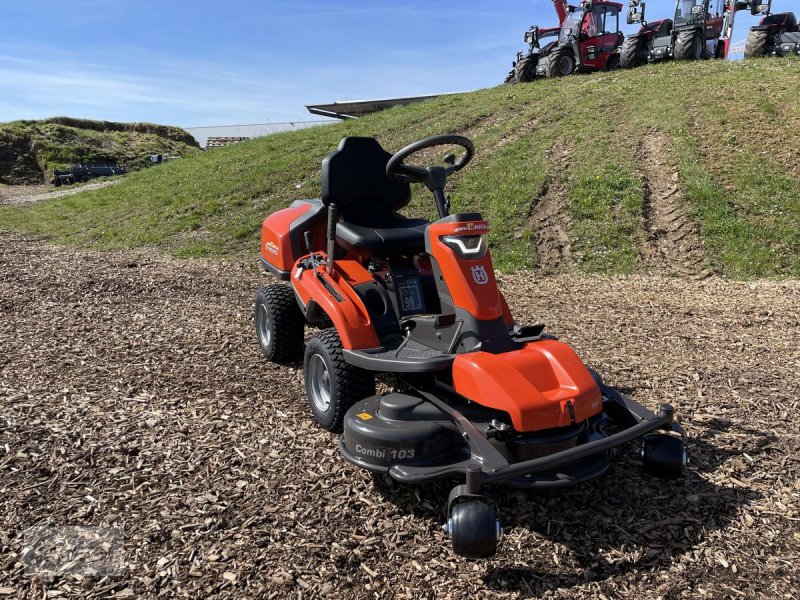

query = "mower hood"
[452,339,603,432]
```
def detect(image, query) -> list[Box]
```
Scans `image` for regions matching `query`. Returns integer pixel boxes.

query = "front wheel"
[445,501,501,559]
[516,54,539,83]
[304,329,375,432]
[545,46,576,78]
[744,29,768,59]
[620,36,646,69]
[675,30,703,61]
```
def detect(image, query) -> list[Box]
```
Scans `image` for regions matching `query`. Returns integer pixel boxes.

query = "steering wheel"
[386,134,475,182]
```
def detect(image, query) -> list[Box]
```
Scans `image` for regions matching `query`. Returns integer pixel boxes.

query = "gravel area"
[0,180,121,206]
[1,231,799,599]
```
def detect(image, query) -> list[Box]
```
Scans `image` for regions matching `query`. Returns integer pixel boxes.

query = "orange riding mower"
[255,135,687,558]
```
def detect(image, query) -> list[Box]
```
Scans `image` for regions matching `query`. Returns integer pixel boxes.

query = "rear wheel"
[620,36,646,68]
[255,284,305,363]
[744,29,768,59]
[516,54,539,83]
[675,30,703,61]
[545,45,576,78]
[304,328,375,432]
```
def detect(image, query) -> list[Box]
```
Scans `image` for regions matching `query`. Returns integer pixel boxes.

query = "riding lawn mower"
[255,134,688,558]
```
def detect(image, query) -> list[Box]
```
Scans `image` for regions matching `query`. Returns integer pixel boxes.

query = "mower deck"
[340,382,683,489]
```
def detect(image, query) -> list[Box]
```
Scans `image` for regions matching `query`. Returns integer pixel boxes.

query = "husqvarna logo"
[471,265,489,285]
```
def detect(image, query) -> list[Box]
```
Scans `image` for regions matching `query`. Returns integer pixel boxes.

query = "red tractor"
[512,25,563,83]
[505,0,571,84]
[744,0,800,58]
[536,0,626,78]
[620,1,674,68]
[647,0,754,62]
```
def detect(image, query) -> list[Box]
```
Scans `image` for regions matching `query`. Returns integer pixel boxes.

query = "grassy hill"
[0,117,200,184]
[0,59,798,278]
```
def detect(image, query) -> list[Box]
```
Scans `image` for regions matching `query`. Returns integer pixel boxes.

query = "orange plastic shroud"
[452,339,603,432]
[292,256,380,350]
[426,220,503,321]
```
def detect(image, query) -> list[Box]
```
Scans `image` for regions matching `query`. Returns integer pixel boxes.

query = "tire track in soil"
[639,132,711,278]
[523,139,573,274]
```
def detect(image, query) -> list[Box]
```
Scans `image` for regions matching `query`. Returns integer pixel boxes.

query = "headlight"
[441,234,488,259]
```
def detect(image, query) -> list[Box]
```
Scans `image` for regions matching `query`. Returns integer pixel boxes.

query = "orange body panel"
[452,339,603,432]
[427,220,503,321]
[292,256,380,350]
[261,203,311,272]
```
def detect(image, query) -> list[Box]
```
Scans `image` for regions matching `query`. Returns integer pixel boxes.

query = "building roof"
[306,92,464,120]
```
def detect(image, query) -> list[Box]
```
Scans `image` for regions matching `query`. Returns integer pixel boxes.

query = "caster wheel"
[641,434,687,479]
[444,501,501,559]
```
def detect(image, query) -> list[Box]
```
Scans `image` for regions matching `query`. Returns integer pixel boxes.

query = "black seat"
[321,137,428,258]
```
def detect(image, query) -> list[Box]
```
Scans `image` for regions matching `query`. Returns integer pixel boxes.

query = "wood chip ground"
[1,231,798,598]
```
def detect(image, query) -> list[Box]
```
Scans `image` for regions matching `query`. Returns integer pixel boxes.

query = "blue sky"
[0,0,763,127]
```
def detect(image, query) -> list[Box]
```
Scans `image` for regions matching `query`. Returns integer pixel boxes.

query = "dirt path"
[639,133,710,277]
[0,179,121,206]
[527,139,573,274]
[1,232,799,598]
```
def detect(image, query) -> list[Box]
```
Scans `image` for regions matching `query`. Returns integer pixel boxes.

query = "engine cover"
[341,393,466,472]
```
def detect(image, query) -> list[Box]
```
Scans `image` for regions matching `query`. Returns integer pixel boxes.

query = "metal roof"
[306,92,464,120]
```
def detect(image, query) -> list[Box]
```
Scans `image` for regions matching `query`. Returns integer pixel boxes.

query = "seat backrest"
[321,137,411,226]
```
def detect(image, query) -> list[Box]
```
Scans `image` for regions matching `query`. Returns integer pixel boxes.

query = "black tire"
[503,70,517,84]
[744,29,768,59]
[515,54,539,83]
[620,36,646,68]
[448,501,500,559]
[304,328,376,432]
[606,54,621,71]
[641,434,687,479]
[544,45,576,78]
[674,30,703,61]
[254,284,305,363]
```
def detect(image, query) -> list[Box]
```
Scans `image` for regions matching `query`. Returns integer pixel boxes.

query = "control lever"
[304,231,323,269]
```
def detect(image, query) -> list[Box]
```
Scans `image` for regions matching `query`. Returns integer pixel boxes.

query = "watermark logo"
[21,526,125,577]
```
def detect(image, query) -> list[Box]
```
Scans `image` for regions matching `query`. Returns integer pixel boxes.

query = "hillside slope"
[0,59,798,278]
[0,117,200,184]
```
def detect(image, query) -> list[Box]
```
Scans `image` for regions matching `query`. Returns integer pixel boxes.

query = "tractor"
[743,0,800,58]
[620,1,674,68]
[513,25,563,82]
[648,0,756,62]
[505,0,571,84]
[536,0,626,78]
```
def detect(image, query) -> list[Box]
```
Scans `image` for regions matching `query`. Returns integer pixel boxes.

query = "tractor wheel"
[254,284,305,363]
[744,29,768,59]
[516,54,539,83]
[503,70,517,84]
[620,36,646,68]
[606,54,621,71]
[545,45,576,78]
[304,328,376,432]
[675,30,703,61]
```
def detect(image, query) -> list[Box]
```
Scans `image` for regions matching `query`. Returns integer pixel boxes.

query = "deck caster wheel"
[641,434,687,479]
[443,500,501,559]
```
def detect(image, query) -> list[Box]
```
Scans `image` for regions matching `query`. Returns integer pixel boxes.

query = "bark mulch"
[1,231,798,599]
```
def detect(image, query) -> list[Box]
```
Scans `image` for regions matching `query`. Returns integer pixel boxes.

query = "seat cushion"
[336,216,429,257]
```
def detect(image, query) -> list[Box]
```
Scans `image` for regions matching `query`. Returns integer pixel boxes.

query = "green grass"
[0,118,200,184]
[1,58,799,277]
